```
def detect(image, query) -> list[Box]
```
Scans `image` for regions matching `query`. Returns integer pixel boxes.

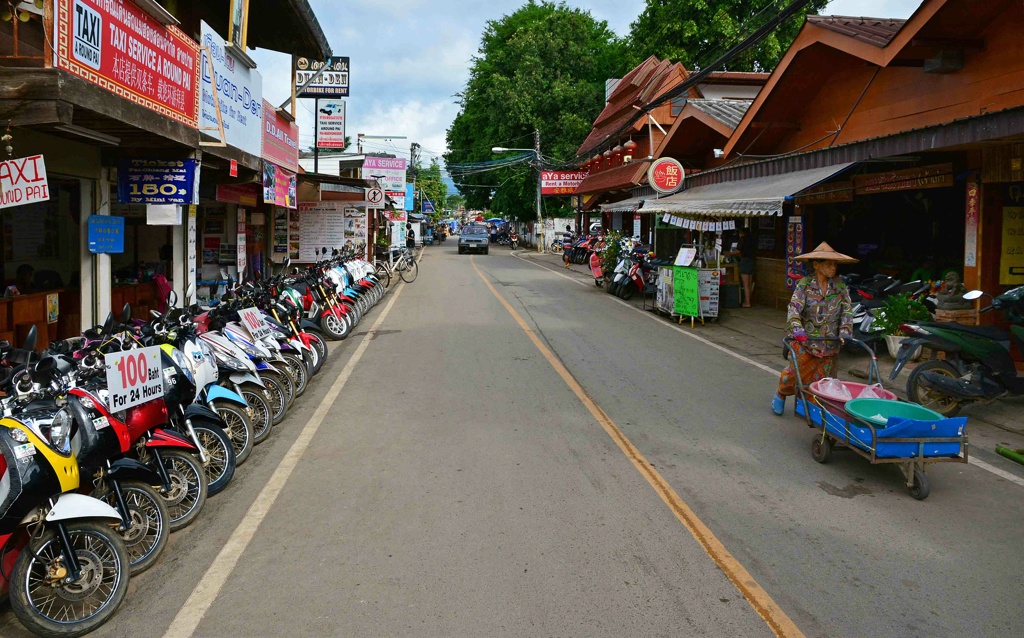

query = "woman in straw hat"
[772,242,856,415]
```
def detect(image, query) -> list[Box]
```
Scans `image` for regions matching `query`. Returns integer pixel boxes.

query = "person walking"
[771,242,856,415]
[736,227,756,307]
[406,223,416,254]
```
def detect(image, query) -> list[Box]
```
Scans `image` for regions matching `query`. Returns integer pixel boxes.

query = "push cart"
[786,337,969,500]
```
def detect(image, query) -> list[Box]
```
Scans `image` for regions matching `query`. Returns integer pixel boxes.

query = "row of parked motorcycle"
[0,245,388,637]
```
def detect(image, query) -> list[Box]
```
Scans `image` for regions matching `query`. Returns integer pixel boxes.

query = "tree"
[628,0,828,72]
[446,1,629,217]
[446,193,465,211]
[417,158,448,213]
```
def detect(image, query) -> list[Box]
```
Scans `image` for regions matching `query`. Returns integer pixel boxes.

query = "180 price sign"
[104,346,164,411]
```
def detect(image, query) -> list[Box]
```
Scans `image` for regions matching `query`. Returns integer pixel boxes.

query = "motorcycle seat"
[925,322,1010,342]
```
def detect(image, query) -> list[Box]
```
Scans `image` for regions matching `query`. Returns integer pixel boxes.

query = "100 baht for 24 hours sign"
[55,0,200,128]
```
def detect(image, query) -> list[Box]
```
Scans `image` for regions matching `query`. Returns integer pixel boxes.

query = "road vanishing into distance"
[5,242,1020,638]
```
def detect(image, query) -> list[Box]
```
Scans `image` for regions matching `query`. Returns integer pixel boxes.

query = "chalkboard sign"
[673,267,699,317]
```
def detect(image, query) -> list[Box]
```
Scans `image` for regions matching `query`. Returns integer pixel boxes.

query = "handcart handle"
[782,336,882,386]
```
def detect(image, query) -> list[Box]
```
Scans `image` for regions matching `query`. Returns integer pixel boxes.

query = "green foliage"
[446,193,465,211]
[446,1,629,216]
[600,231,623,276]
[872,293,932,336]
[627,0,828,72]
[417,158,448,212]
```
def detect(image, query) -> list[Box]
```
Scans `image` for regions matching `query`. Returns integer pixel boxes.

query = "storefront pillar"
[171,220,186,306]
[93,170,113,325]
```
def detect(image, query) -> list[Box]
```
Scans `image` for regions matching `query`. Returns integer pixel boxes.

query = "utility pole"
[534,129,542,253]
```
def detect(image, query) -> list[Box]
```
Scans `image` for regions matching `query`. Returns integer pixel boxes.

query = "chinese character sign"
[55,0,200,127]
[648,158,685,194]
[117,159,198,205]
[87,215,125,253]
[540,171,588,196]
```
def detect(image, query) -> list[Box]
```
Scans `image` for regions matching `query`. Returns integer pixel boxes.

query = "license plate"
[93,416,110,430]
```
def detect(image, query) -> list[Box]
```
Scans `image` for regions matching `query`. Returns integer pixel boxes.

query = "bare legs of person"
[740,273,753,308]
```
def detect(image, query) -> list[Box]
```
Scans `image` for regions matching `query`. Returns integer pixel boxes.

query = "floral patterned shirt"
[787,276,854,357]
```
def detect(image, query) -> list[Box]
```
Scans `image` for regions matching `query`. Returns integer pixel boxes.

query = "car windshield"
[463,226,488,235]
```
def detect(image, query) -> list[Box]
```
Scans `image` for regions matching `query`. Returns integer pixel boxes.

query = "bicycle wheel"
[374,261,391,287]
[399,258,418,283]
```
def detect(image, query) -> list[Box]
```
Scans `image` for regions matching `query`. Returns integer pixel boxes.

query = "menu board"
[672,267,720,318]
[298,202,346,262]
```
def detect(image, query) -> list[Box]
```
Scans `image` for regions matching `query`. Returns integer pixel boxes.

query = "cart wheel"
[811,436,833,464]
[909,469,930,500]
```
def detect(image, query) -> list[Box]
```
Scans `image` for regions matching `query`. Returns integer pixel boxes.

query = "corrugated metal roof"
[639,163,856,217]
[807,15,907,48]
[688,100,752,130]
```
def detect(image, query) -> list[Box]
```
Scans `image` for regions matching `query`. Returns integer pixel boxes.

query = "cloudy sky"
[251,0,923,180]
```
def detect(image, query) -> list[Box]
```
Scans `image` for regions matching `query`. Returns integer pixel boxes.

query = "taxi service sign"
[648,158,685,194]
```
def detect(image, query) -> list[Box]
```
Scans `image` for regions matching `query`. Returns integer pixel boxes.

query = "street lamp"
[492,130,543,253]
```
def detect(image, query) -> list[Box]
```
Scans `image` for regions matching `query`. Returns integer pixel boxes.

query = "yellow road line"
[471,257,804,638]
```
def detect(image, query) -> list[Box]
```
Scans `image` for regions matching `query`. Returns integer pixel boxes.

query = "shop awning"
[599,195,647,213]
[638,163,855,217]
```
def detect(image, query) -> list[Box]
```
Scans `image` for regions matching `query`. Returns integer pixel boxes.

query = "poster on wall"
[203,237,220,264]
[272,208,288,256]
[199,21,263,155]
[1000,207,1024,285]
[262,162,297,209]
[55,0,200,128]
[46,293,59,324]
[786,216,805,290]
[297,202,346,261]
[0,155,49,210]
[345,207,367,245]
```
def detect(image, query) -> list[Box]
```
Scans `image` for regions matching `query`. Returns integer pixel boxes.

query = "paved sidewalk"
[515,248,1024,443]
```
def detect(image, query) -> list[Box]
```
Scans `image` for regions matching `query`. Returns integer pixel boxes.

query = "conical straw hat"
[794,241,858,263]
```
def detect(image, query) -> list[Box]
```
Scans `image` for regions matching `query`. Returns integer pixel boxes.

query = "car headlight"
[49,408,72,455]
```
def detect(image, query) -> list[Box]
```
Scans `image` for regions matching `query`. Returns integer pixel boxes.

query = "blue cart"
[787,337,969,500]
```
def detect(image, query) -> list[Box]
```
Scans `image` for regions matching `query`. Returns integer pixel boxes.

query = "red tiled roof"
[573,161,649,196]
[807,15,907,48]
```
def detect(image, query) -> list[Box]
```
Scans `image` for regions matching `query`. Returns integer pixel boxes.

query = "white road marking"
[510,253,1024,487]
[162,282,409,638]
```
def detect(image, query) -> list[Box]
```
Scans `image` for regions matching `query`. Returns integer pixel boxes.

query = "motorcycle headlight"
[216,352,245,371]
[198,339,214,359]
[49,408,72,455]
[170,349,195,384]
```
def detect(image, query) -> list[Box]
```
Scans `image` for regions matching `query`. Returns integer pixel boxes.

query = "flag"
[422,199,436,213]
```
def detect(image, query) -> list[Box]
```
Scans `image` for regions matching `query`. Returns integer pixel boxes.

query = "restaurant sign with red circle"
[648,158,685,194]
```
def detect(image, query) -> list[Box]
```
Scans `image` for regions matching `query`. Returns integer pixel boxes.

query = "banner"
[316,100,346,148]
[261,100,299,172]
[0,155,49,210]
[55,0,200,127]
[540,171,587,196]
[117,159,198,205]
[200,21,262,156]
[262,162,296,209]
[294,56,350,97]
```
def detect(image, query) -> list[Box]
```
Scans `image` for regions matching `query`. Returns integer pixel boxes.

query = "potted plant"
[872,293,931,357]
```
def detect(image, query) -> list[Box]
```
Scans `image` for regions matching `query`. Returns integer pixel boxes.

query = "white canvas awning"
[638,163,855,217]
[599,195,647,213]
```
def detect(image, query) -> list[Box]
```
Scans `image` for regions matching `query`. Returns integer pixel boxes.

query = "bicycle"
[373,247,418,286]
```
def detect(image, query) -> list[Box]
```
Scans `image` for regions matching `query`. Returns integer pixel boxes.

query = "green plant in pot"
[873,293,931,357]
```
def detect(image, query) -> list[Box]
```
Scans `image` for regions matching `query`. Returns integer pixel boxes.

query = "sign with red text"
[261,100,299,172]
[540,171,587,195]
[648,158,685,194]
[316,100,346,148]
[55,0,200,127]
[239,307,272,340]
[0,155,49,210]
[105,346,163,410]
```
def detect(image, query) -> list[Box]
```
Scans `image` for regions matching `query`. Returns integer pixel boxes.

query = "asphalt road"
[4,244,1021,638]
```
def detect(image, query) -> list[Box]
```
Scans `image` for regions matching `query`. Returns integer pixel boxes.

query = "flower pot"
[885,334,921,360]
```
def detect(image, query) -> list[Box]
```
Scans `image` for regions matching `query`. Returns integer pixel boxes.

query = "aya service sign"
[540,170,587,196]
[105,346,163,411]
[200,21,263,156]
[0,155,49,210]
[56,0,200,127]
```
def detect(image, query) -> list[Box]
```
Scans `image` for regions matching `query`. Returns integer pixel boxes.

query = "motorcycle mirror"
[121,303,132,324]
[284,257,291,268]
[186,281,196,302]
[22,324,38,351]
[101,312,115,336]
[963,290,984,300]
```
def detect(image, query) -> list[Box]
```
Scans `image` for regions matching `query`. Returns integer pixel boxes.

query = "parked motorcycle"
[891,286,1024,416]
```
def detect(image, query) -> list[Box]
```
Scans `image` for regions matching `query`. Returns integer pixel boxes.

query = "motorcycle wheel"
[621,284,635,300]
[280,352,309,399]
[320,311,349,340]
[153,449,207,532]
[192,421,236,497]
[94,481,169,576]
[10,521,130,638]
[259,372,290,426]
[906,360,963,416]
[305,330,328,374]
[210,400,254,465]
[240,383,274,444]
[268,363,297,408]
